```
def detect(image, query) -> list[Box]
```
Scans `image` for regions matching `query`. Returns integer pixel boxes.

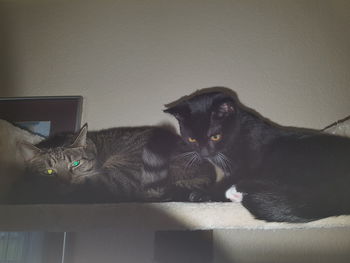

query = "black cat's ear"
[213,98,235,118]
[164,105,189,121]
[70,123,88,148]
[18,142,42,162]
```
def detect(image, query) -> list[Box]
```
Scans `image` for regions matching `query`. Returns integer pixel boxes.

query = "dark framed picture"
[0,96,83,137]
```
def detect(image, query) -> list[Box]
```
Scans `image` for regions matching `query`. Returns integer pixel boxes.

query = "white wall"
[1,0,350,130]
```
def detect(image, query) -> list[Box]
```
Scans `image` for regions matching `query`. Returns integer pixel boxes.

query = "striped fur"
[8,124,216,203]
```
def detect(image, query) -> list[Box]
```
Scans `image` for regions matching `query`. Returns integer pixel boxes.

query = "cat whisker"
[184,152,200,170]
[213,155,224,171]
[174,151,196,160]
[215,152,232,173]
[219,152,232,166]
[193,152,201,165]
[185,154,197,170]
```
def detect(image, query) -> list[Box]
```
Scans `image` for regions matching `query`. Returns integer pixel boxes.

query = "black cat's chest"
[215,140,265,180]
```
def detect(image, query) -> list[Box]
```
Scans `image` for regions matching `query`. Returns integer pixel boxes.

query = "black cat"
[7,124,216,204]
[165,88,350,222]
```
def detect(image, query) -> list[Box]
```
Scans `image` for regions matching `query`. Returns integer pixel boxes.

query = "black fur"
[165,88,350,222]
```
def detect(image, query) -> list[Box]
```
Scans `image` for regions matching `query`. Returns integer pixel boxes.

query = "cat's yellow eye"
[46,169,54,175]
[210,134,222,141]
[188,137,197,143]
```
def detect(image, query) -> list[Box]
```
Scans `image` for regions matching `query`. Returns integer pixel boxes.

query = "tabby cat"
[165,88,350,222]
[7,124,216,204]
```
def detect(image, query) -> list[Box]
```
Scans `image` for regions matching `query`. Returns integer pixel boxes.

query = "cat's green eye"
[72,160,80,167]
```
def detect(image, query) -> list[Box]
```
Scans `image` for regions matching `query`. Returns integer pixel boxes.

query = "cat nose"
[200,148,210,157]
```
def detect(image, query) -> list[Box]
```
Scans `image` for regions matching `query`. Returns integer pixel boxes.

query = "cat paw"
[188,191,212,202]
[225,185,243,203]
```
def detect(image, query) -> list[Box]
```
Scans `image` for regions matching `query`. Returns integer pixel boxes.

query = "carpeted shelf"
[0,202,349,232]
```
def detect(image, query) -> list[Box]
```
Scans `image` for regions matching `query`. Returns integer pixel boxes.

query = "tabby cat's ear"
[164,105,189,121]
[70,123,88,148]
[19,142,42,162]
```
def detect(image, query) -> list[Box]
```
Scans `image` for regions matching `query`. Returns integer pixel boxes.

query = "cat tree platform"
[0,202,350,232]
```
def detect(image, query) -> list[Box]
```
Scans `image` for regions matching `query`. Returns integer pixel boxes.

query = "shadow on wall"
[55,204,350,263]
[59,205,234,263]
[0,203,236,263]
[0,2,17,97]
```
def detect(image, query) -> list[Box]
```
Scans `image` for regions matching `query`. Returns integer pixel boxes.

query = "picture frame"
[0,96,83,137]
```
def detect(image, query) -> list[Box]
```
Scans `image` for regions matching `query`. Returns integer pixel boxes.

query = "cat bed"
[0,119,44,166]
[0,118,350,231]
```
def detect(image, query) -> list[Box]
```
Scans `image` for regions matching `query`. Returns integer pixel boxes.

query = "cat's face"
[20,125,99,184]
[165,92,236,160]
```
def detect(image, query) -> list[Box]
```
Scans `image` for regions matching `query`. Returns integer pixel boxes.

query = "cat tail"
[141,126,179,188]
[236,180,336,223]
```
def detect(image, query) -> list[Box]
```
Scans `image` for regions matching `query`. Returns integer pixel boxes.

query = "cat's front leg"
[188,191,212,202]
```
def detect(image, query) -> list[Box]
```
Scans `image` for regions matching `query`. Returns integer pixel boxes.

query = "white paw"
[225,185,243,203]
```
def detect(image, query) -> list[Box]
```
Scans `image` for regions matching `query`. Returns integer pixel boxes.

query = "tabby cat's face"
[27,147,98,184]
[165,92,236,161]
[21,125,98,184]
